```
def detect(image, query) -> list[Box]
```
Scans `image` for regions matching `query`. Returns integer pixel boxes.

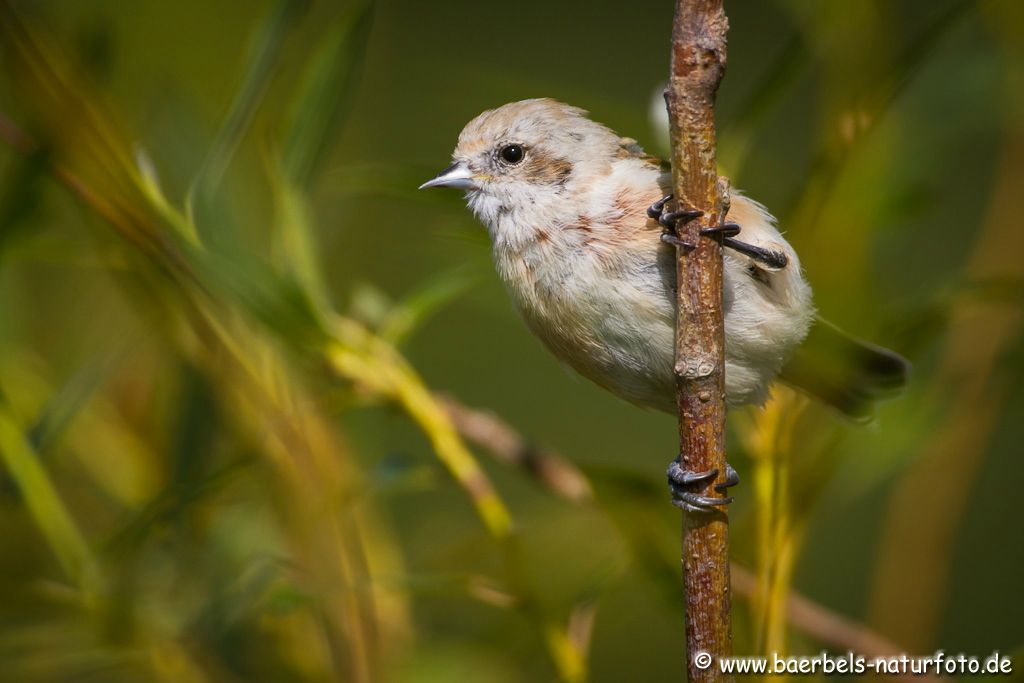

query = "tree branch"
[437,394,593,503]
[665,0,732,679]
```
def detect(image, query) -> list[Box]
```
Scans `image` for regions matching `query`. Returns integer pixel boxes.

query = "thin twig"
[665,1,732,679]
[438,394,593,503]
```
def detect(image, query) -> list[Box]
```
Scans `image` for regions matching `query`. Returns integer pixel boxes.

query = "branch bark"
[665,1,732,680]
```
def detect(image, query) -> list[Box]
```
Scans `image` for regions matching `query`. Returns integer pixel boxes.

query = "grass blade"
[0,402,95,584]
[190,0,309,206]
[283,0,373,188]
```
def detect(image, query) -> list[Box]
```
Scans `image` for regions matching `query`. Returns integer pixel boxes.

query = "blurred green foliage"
[0,0,1023,681]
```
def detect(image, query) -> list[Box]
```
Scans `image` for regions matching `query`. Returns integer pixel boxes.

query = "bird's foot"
[701,222,741,238]
[647,194,788,270]
[722,237,789,270]
[667,455,739,513]
[648,194,703,249]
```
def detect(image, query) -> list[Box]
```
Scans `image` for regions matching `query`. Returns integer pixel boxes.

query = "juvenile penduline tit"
[421,99,908,512]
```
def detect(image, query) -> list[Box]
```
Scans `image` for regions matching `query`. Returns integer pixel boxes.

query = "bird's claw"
[723,237,789,270]
[648,194,702,229]
[647,194,788,270]
[647,194,674,220]
[701,222,741,238]
[660,233,695,250]
[667,455,739,513]
[658,209,704,232]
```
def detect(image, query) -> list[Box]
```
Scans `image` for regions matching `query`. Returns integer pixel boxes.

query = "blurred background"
[1,0,1022,681]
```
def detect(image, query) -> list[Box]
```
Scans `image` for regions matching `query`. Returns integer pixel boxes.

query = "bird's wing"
[617,137,670,172]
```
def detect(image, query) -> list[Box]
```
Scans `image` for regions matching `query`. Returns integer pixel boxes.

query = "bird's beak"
[418,161,477,190]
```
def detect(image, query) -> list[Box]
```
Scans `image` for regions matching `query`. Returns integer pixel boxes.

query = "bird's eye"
[499,144,525,165]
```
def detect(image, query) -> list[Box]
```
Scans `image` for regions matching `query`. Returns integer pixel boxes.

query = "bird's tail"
[779,317,909,421]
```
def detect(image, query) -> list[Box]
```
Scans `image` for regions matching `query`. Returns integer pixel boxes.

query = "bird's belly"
[514,258,678,412]
[509,261,792,413]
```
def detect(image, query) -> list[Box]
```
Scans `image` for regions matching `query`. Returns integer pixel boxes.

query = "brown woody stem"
[665,1,733,680]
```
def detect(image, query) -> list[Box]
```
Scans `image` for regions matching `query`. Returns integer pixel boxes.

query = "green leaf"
[271,174,333,312]
[189,0,310,227]
[267,2,373,314]
[28,344,130,457]
[190,237,330,351]
[380,269,475,346]
[282,0,373,188]
[0,402,95,584]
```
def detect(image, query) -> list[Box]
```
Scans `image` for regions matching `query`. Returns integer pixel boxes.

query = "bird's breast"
[492,226,678,411]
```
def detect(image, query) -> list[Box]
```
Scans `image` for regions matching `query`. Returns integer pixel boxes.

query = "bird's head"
[420,99,622,235]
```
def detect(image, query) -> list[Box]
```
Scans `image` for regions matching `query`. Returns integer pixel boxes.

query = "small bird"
[421,98,907,511]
